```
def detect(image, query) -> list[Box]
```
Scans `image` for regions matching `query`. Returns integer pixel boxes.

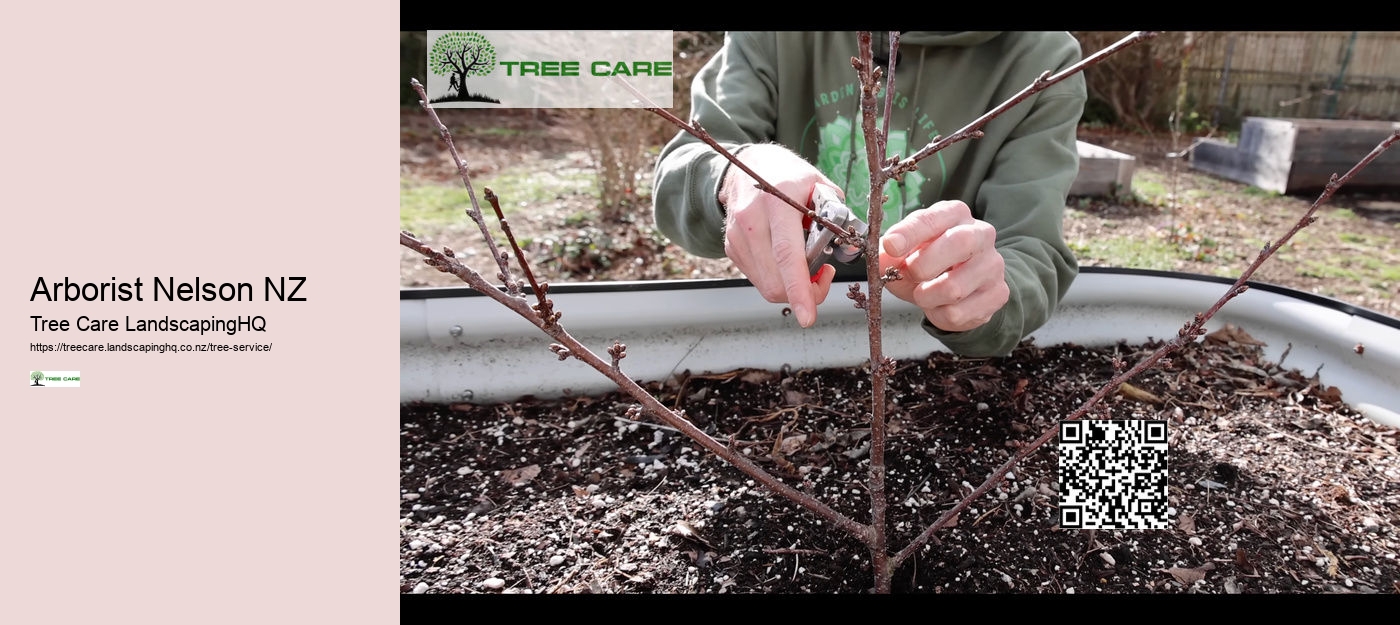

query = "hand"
[720,144,839,328]
[878,201,1009,332]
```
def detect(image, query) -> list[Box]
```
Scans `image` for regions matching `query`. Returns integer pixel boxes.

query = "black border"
[398,8,1393,33]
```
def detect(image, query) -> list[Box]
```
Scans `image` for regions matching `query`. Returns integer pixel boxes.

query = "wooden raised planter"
[1070,140,1136,197]
[1190,117,1400,194]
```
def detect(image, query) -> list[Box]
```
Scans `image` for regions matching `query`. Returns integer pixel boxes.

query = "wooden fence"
[1183,31,1400,123]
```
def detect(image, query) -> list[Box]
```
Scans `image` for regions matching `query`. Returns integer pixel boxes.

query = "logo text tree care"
[425,31,673,109]
[429,31,500,104]
[29,370,79,387]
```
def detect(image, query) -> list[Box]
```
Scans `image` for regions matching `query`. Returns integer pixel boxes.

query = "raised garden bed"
[400,326,1400,594]
[400,269,1400,428]
[1071,140,1136,197]
[399,270,1400,594]
[1190,118,1400,195]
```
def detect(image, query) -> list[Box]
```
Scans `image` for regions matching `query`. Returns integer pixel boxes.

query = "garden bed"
[399,107,1400,597]
[1190,118,1400,195]
[400,329,1400,594]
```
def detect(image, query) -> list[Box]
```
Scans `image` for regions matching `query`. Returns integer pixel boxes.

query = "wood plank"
[1287,162,1400,194]
[1189,117,1400,194]
[1277,118,1398,132]
[1290,124,1400,163]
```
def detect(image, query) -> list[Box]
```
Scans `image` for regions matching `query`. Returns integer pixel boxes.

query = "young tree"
[401,31,1399,593]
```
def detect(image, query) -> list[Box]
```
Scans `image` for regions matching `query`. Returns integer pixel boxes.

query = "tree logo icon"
[429,31,501,104]
[30,371,44,386]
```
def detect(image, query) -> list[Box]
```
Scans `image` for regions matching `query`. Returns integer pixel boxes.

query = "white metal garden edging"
[400,268,1400,428]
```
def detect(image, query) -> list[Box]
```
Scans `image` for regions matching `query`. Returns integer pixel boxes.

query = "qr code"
[1058,420,1168,530]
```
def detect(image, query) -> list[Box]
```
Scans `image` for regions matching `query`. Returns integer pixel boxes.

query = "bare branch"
[610,76,865,251]
[408,78,519,296]
[398,31,1344,594]
[402,230,871,541]
[890,128,1400,569]
[888,31,1159,178]
[483,188,555,323]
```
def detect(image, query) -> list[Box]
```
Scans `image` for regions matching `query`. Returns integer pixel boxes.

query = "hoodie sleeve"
[921,35,1086,357]
[651,32,780,259]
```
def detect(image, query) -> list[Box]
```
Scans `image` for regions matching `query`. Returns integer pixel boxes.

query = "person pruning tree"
[652,31,1086,357]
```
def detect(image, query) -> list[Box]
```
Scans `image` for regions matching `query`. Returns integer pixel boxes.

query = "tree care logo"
[30,370,80,388]
[425,31,673,109]
[428,31,500,104]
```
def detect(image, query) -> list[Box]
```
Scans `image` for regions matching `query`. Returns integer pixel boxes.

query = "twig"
[610,416,679,433]
[404,231,870,543]
[1246,418,1377,460]
[878,31,901,161]
[888,31,1159,179]
[763,547,830,556]
[889,128,1400,570]
[484,188,551,317]
[548,566,579,595]
[408,79,519,295]
[614,77,863,250]
[401,31,1236,595]
[400,101,875,547]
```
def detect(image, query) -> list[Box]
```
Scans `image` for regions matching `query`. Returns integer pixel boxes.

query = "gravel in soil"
[400,326,1400,594]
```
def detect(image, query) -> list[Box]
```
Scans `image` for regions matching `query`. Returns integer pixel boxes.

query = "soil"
[400,326,1400,595]
[399,109,1400,596]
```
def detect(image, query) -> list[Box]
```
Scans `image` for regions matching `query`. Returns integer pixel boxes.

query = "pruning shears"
[804,185,869,276]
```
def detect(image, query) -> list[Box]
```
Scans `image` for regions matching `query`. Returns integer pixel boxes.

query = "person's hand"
[878,201,1009,332]
[720,144,839,328]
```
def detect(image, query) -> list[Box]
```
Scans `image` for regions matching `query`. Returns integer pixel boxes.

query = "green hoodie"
[652,31,1085,357]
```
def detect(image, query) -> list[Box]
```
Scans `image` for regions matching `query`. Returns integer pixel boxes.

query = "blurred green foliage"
[401,31,427,106]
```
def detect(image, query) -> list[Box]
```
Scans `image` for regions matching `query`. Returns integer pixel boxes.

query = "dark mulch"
[400,326,1400,594]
